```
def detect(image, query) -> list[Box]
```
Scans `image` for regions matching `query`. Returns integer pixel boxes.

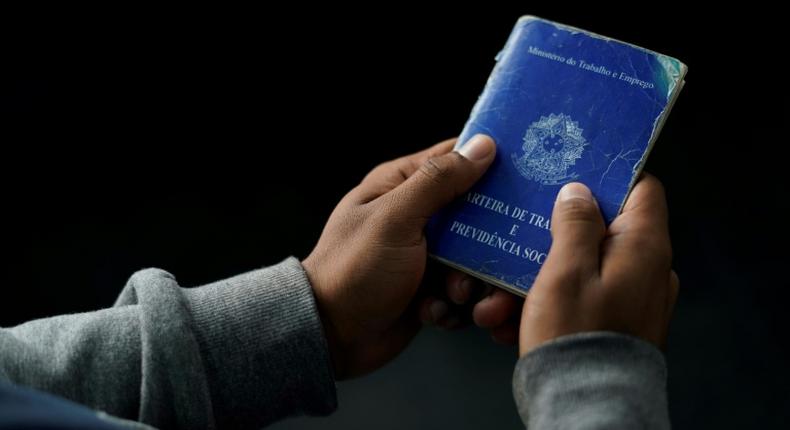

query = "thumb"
[544,182,606,277]
[387,134,496,223]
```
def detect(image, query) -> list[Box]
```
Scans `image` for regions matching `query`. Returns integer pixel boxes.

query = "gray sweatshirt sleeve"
[0,257,337,429]
[512,332,670,430]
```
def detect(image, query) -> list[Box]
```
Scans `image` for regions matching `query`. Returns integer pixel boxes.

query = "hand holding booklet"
[426,16,687,296]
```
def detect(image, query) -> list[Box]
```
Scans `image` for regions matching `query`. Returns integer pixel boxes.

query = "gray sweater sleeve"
[0,257,337,429]
[512,332,670,429]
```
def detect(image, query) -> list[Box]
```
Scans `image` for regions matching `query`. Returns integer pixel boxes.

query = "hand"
[519,174,679,356]
[422,271,523,345]
[302,135,496,379]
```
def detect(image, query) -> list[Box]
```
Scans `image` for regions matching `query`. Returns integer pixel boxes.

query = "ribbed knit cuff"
[183,257,337,429]
[513,331,669,429]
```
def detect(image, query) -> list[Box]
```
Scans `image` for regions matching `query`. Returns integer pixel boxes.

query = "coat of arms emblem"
[511,113,587,185]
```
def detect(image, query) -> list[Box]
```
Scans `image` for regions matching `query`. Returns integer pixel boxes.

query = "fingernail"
[456,134,495,161]
[452,278,473,304]
[430,300,449,322]
[557,182,594,203]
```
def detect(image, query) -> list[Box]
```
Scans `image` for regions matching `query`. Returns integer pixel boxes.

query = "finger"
[384,134,496,225]
[543,182,605,279]
[621,172,668,219]
[418,296,449,325]
[472,289,521,328]
[351,139,457,204]
[611,173,670,238]
[604,174,672,273]
[446,271,482,305]
[418,295,468,330]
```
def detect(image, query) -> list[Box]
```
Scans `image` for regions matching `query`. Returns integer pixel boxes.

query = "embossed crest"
[511,113,587,185]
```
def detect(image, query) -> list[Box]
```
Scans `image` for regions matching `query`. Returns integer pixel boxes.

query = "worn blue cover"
[426,16,686,296]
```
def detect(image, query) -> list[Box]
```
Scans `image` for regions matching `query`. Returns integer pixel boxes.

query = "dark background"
[3,5,788,429]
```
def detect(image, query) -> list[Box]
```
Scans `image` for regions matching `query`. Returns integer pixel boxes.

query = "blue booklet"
[426,16,686,296]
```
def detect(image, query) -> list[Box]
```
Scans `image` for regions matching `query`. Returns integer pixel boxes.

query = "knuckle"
[418,155,451,184]
[540,252,593,289]
[643,173,666,196]
[365,161,393,180]
[631,233,673,265]
[556,198,600,222]
[550,266,585,289]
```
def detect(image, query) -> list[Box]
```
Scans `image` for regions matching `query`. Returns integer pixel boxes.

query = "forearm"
[0,257,337,429]
[513,332,670,429]
[0,305,144,420]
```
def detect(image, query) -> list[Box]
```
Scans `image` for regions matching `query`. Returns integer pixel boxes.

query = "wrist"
[301,256,348,379]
